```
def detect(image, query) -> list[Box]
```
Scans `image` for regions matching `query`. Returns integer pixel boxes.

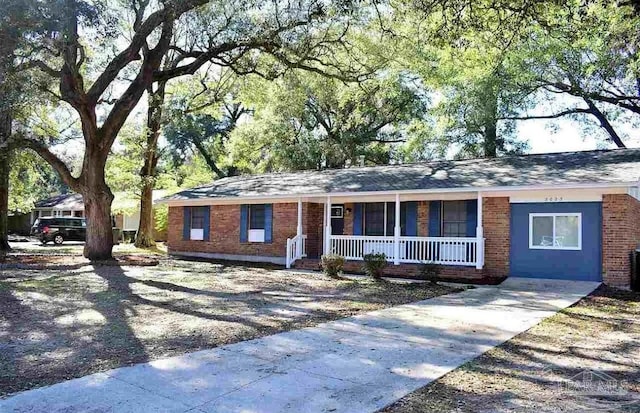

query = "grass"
[379,285,640,413]
[0,257,459,398]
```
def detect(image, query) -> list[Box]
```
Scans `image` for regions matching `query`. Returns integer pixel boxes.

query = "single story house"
[160,149,640,288]
[24,191,170,241]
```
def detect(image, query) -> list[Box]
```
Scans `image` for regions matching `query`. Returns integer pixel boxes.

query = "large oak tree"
[19,0,372,260]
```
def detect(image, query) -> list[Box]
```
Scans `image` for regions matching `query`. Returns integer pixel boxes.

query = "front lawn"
[0,257,458,397]
[380,285,640,412]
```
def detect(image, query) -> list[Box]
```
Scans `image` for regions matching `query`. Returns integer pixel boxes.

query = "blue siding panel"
[466,200,477,237]
[405,202,418,236]
[264,204,273,243]
[183,207,191,241]
[353,203,363,235]
[240,205,249,243]
[509,202,602,281]
[203,206,210,241]
[428,201,441,236]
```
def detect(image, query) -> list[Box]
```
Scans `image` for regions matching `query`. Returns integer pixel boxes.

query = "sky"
[520,118,640,154]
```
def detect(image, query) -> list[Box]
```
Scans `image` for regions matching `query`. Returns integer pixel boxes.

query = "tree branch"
[500,108,593,120]
[86,0,207,103]
[21,138,81,191]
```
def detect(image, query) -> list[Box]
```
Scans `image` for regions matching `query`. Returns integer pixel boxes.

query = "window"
[529,213,581,250]
[442,201,467,237]
[190,207,207,241]
[248,204,266,242]
[249,204,266,229]
[364,203,386,236]
[362,203,408,236]
[331,206,343,218]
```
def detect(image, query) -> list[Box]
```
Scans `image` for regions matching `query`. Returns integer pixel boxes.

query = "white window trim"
[528,212,582,251]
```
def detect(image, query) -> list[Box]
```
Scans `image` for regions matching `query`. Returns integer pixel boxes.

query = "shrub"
[362,253,387,279]
[321,254,345,278]
[419,263,440,284]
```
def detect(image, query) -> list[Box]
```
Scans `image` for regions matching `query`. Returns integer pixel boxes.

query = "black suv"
[31,217,87,245]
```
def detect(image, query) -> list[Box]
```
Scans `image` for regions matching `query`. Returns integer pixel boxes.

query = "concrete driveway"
[0,277,599,413]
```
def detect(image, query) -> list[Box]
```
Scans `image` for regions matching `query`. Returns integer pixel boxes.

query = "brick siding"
[602,194,640,287]
[482,197,510,278]
[168,203,300,258]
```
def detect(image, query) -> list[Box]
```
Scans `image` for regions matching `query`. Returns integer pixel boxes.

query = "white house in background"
[31,193,85,223]
[30,190,172,241]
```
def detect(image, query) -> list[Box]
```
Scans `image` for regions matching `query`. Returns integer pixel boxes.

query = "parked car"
[30,217,87,245]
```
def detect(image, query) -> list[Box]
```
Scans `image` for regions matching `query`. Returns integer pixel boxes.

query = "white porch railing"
[330,235,484,268]
[286,234,307,268]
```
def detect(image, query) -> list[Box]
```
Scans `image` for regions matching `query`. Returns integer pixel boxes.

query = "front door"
[331,204,344,235]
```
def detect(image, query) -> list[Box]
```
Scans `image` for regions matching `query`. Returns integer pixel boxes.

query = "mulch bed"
[0,254,160,269]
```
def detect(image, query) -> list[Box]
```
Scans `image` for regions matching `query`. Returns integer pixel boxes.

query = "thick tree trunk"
[135,178,155,248]
[135,82,166,248]
[82,144,115,260]
[0,148,11,254]
[0,110,12,255]
[482,87,500,158]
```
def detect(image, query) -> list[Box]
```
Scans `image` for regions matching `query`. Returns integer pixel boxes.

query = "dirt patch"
[380,285,640,413]
[0,258,459,397]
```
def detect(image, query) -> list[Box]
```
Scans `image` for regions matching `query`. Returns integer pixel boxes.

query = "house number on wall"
[544,196,564,202]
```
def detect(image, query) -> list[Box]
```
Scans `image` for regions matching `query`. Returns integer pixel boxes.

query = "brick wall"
[483,197,510,278]
[168,203,300,258]
[602,194,640,287]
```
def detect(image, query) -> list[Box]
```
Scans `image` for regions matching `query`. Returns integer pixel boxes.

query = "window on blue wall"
[529,213,581,250]
[441,201,467,237]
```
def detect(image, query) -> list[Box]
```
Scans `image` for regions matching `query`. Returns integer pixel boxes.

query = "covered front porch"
[286,192,486,270]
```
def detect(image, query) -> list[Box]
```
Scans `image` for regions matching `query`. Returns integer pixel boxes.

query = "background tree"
[229,71,428,171]
[503,1,639,147]
[18,0,376,260]
[164,69,248,179]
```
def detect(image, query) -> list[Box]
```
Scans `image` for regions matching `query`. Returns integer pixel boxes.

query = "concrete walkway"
[0,278,599,413]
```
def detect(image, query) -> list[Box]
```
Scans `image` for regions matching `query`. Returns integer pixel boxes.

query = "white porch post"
[476,192,484,269]
[296,198,303,257]
[324,196,332,255]
[393,193,401,265]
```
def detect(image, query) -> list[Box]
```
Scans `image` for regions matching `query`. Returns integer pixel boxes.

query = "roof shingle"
[164,148,640,201]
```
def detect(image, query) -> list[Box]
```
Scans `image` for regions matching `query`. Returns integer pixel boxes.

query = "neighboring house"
[160,149,640,288]
[31,193,85,222]
[27,191,170,241]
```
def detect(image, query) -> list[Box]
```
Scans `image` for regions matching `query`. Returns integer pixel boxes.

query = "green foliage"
[154,204,168,236]
[362,253,387,279]
[419,263,440,284]
[9,150,65,213]
[230,71,429,171]
[320,254,346,278]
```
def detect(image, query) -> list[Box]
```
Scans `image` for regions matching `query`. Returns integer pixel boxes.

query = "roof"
[164,148,640,201]
[34,190,176,212]
[34,193,83,210]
